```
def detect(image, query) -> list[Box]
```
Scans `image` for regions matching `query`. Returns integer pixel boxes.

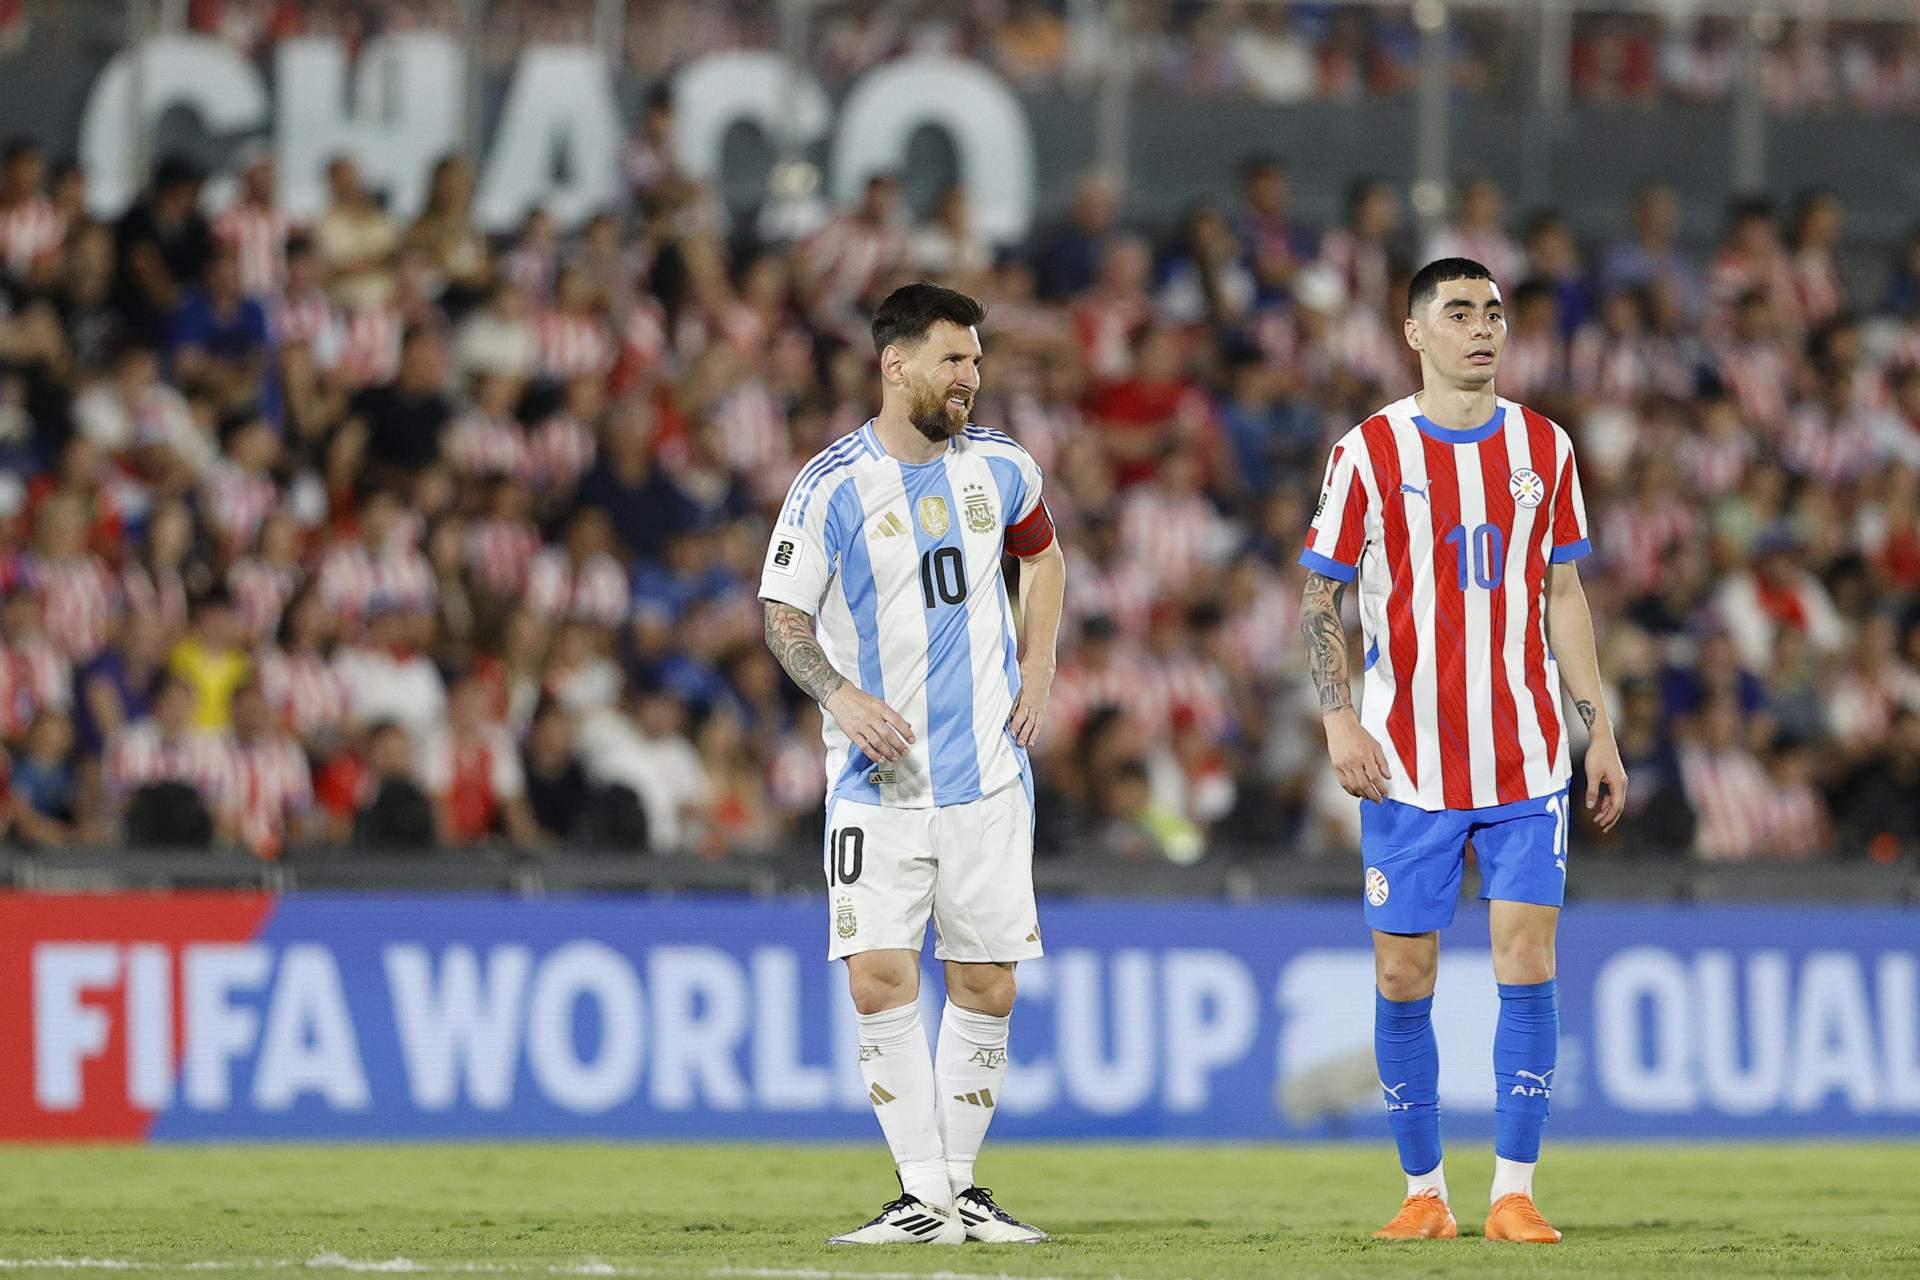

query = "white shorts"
[823,778,1042,963]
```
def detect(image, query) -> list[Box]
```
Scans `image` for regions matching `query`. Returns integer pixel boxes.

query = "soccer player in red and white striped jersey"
[1299,258,1628,1246]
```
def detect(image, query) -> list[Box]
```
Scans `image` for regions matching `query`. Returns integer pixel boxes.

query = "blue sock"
[1494,978,1558,1162]
[1374,990,1442,1176]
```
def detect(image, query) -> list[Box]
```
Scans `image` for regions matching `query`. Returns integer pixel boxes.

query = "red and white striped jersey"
[1599,498,1698,598]
[1679,744,1774,861]
[120,563,189,637]
[445,411,532,481]
[214,201,292,296]
[1301,395,1593,811]
[0,194,62,280]
[316,539,435,625]
[272,288,339,353]
[0,636,71,740]
[28,553,119,661]
[465,517,541,597]
[535,311,615,381]
[335,305,402,389]
[228,558,299,643]
[525,549,630,629]
[529,412,597,494]
[255,647,351,744]
[227,731,313,858]
[201,461,278,553]
[111,722,237,807]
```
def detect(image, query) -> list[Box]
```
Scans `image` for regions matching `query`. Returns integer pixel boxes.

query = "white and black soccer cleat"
[827,1194,965,1245]
[956,1186,1049,1243]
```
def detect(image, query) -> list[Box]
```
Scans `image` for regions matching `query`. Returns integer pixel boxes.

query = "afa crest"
[917,495,950,537]
[834,895,858,940]
[962,483,996,534]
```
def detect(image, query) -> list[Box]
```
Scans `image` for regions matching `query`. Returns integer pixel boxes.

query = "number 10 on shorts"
[828,827,865,885]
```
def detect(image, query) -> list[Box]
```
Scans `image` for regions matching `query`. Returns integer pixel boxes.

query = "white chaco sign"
[78,35,1038,239]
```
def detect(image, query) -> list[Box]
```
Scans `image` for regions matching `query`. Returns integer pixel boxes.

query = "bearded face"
[904,366,972,442]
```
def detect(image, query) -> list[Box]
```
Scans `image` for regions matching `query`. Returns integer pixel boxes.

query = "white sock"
[935,1001,1010,1198]
[1491,1156,1536,1202]
[1407,1159,1449,1204]
[856,1002,950,1208]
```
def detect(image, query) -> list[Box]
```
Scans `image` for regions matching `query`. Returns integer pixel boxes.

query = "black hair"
[2,136,38,167]
[870,281,986,357]
[1407,257,1496,317]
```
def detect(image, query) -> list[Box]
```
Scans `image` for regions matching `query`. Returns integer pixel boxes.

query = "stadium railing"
[5,846,1915,905]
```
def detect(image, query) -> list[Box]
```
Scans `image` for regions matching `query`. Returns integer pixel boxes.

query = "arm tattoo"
[1575,699,1597,731]
[1299,571,1353,714]
[763,601,847,705]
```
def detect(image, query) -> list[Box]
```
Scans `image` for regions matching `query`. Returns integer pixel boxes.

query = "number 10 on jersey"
[1442,522,1505,590]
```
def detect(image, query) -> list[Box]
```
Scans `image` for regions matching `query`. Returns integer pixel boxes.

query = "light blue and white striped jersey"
[760,419,1052,809]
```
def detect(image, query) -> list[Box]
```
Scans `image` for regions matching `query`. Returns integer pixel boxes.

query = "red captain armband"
[1004,500,1056,556]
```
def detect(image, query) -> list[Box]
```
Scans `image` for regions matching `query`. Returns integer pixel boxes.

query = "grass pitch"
[0,1142,1916,1279]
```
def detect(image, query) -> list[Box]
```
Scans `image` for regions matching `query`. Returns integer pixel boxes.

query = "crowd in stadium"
[170,1,1920,117]
[0,71,1918,864]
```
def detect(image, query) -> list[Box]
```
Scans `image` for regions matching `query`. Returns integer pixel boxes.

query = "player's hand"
[1325,707,1392,803]
[1008,664,1053,748]
[1584,731,1629,832]
[825,685,915,763]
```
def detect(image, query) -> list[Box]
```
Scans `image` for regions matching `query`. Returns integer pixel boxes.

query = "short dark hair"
[870,281,986,356]
[1407,257,1497,316]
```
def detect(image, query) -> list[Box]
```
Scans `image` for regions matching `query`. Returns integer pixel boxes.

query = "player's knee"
[948,965,1016,1017]
[1493,934,1556,984]
[847,964,918,1016]
[1376,953,1438,1000]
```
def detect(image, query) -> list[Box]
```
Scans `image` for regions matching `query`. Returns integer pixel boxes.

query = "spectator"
[314,154,399,312]
[577,683,710,854]
[1034,171,1121,302]
[169,246,273,413]
[418,672,541,847]
[226,679,315,859]
[169,589,250,731]
[349,719,437,851]
[346,326,452,479]
[1421,177,1525,290]
[333,597,446,746]
[112,675,234,845]
[212,145,291,298]
[6,709,88,847]
[522,697,592,843]
[112,157,214,348]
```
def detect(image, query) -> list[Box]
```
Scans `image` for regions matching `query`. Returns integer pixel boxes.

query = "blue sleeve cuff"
[1549,538,1592,564]
[1298,547,1358,582]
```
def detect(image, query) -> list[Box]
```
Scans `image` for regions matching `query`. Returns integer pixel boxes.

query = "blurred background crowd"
[1,3,1919,869]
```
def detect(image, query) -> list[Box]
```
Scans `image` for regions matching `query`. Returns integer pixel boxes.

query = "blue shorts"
[1359,787,1570,933]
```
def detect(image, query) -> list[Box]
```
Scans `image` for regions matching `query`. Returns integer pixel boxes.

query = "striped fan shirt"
[1300,395,1592,812]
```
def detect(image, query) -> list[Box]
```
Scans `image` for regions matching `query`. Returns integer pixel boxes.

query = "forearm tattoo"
[1300,571,1353,715]
[1575,699,1597,731]
[763,601,847,705]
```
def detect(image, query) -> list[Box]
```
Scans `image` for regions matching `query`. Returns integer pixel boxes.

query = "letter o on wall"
[525,940,645,1113]
[829,56,1035,247]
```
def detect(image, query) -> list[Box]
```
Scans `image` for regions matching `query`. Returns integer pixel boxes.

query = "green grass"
[0,1143,1916,1279]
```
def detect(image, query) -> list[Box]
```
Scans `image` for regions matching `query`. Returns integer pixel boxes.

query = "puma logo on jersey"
[871,511,909,539]
[1400,481,1431,503]
[1511,1067,1554,1098]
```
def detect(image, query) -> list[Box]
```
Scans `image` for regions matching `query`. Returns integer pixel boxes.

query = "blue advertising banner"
[8,893,1919,1141]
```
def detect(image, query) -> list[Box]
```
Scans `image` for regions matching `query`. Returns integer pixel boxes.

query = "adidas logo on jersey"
[952,1088,995,1108]
[871,512,909,539]
[868,1083,896,1105]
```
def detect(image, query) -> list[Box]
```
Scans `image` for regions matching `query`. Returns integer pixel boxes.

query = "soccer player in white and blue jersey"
[760,282,1065,1246]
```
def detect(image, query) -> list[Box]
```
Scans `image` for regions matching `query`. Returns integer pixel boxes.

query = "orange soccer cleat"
[1370,1193,1459,1240]
[1484,1193,1563,1243]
